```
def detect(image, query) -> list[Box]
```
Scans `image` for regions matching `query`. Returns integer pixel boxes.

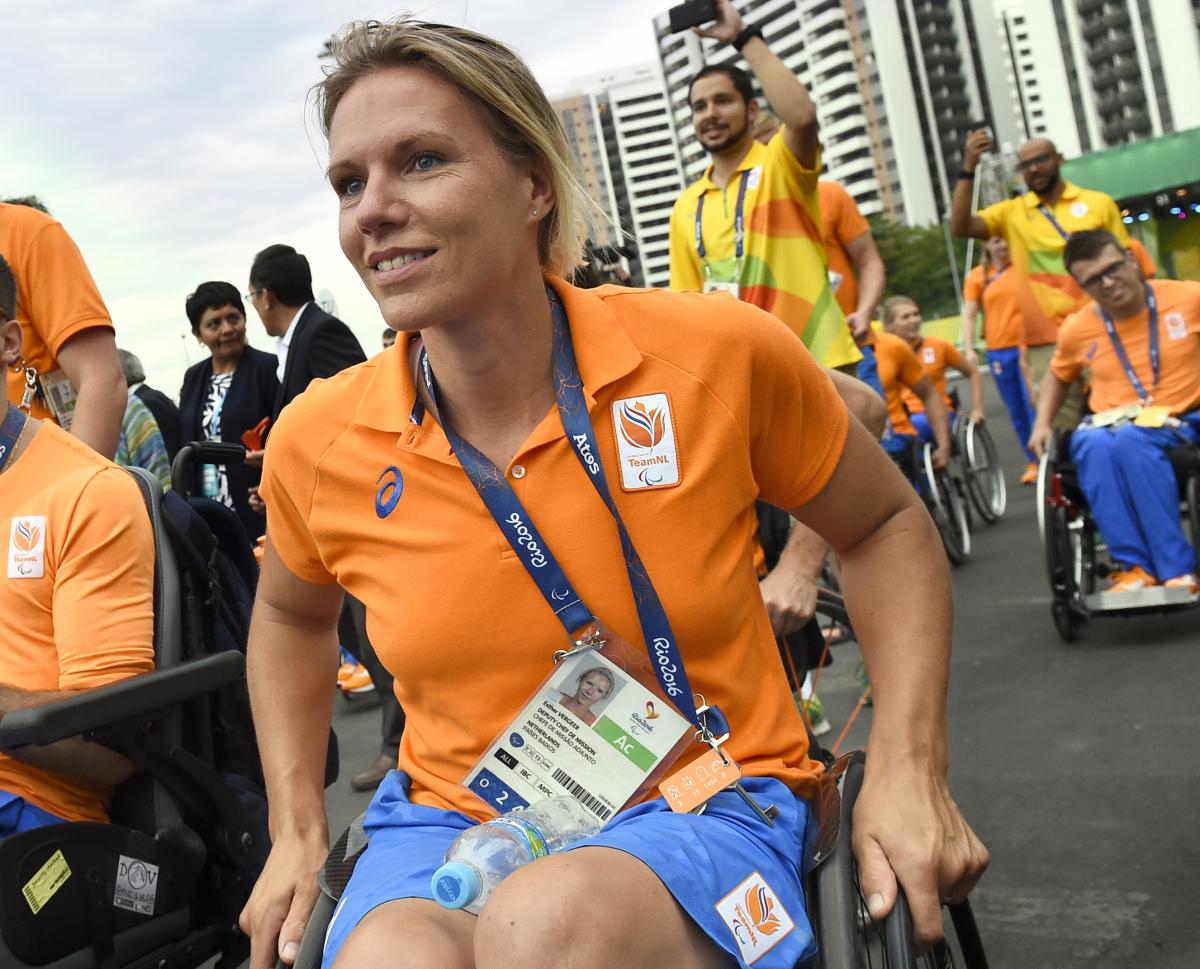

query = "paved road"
[323,381,1199,968]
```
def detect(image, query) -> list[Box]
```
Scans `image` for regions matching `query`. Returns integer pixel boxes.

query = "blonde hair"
[880,295,919,326]
[753,109,780,141]
[315,19,594,276]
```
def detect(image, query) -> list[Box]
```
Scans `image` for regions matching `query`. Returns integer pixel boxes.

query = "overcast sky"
[2,1,663,395]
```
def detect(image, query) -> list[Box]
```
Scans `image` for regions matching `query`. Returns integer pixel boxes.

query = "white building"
[991,0,1200,154]
[651,0,1018,226]
[554,65,686,288]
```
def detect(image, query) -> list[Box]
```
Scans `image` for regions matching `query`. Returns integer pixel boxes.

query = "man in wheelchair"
[0,255,156,837]
[880,295,987,442]
[1029,229,1200,594]
[872,325,954,476]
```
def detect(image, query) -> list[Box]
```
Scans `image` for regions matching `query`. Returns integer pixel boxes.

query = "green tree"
[869,216,971,318]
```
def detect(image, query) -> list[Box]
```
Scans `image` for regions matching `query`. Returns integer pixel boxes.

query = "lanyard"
[1098,284,1159,402]
[0,402,29,475]
[695,169,751,264]
[419,293,704,728]
[983,264,1008,290]
[1038,204,1071,242]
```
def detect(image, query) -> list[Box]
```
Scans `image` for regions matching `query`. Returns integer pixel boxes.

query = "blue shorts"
[0,790,65,838]
[323,771,815,968]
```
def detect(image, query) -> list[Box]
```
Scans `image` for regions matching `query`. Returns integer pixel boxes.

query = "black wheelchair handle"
[171,441,248,499]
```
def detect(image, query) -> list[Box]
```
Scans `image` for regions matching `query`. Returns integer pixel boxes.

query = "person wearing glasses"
[950,133,1131,431]
[1028,229,1200,594]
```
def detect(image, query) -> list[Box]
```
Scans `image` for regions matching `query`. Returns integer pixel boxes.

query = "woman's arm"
[790,419,988,950]
[960,298,981,366]
[239,538,345,969]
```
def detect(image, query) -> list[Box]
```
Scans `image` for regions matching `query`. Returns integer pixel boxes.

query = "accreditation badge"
[703,279,740,298]
[463,624,692,822]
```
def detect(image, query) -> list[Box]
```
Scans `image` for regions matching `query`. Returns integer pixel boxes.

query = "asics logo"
[505,512,547,568]
[375,466,403,519]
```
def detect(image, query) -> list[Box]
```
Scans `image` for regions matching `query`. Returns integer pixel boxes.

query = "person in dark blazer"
[179,281,279,543]
[244,244,366,421]
[117,348,184,460]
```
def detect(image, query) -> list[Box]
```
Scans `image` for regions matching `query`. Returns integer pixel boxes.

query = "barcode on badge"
[551,768,612,820]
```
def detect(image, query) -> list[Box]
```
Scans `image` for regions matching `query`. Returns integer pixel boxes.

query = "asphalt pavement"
[323,377,1200,968]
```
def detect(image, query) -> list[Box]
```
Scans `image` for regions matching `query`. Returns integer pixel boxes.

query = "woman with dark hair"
[179,281,278,542]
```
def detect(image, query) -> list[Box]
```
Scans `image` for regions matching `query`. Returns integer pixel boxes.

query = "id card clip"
[552,625,607,665]
[693,700,779,827]
[14,360,37,414]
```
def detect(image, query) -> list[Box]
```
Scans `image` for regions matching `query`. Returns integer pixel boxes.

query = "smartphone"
[668,0,715,33]
[967,119,993,144]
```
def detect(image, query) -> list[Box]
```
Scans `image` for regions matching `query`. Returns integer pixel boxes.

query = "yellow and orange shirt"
[874,331,927,437]
[902,336,965,413]
[818,179,870,319]
[260,279,849,818]
[0,419,154,821]
[1052,279,1200,415]
[669,134,860,370]
[979,182,1130,326]
[963,263,1057,349]
[0,203,114,423]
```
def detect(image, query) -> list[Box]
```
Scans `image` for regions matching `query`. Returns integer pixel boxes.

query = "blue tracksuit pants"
[1069,413,1200,579]
[986,346,1035,462]
[911,411,958,443]
[856,343,885,400]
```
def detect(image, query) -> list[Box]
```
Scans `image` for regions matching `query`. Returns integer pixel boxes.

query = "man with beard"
[667,0,859,375]
[950,132,1130,431]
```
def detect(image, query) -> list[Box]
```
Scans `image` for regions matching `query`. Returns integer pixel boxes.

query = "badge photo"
[1165,311,1188,340]
[611,393,681,491]
[8,515,47,579]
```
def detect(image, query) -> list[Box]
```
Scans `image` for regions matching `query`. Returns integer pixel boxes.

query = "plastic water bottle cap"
[431,861,480,910]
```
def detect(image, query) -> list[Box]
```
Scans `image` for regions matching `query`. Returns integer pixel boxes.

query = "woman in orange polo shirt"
[961,236,1055,482]
[239,17,985,969]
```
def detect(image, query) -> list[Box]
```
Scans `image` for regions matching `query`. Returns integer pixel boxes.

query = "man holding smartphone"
[667,0,860,375]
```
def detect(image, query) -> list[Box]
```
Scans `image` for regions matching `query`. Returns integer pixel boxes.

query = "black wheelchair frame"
[1038,428,1200,641]
[0,448,265,969]
[283,590,989,969]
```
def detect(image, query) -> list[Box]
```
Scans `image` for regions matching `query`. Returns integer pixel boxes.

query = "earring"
[531,208,538,216]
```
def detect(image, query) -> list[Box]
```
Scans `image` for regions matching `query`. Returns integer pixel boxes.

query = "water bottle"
[431,796,602,914]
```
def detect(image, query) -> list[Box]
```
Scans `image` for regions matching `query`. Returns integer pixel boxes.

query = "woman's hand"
[240,827,330,968]
[852,757,989,952]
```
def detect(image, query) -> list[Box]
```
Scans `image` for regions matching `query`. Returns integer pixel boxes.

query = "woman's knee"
[332,899,474,969]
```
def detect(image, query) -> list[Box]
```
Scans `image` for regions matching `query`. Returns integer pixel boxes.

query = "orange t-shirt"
[260,279,849,817]
[0,419,155,821]
[963,263,1057,349]
[0,203,114,423]
[873,332,926,436]
[818,180,870,319]
[1052,279,1200,415]
[902,336,964,414]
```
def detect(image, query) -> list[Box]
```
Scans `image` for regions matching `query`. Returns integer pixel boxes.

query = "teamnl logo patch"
[715,872,796,964]
[8,516,47,579]
[611,393,680,491]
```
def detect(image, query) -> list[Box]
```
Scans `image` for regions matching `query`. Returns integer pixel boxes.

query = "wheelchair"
[891,437,972,567]
[281,588,990,969]
[0,444,279,969]
[1037,428,1200,642]
[954,419,1006,526]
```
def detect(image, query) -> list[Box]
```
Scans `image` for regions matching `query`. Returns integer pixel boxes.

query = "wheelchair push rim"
[961,420,1006,523]
[924,444,971,565]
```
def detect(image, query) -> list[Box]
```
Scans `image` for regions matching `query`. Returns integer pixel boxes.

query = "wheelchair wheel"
[923,444,971,565]
[960,421,1006,523]
[809,752,987,969]
[1043,505,1090,642]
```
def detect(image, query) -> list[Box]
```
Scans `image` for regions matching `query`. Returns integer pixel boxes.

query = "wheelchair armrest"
[0,652,245,751]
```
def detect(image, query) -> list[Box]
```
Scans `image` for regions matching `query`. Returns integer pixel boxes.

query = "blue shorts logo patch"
[375,466,403,519]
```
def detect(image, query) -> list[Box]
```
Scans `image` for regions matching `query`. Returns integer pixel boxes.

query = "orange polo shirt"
[963,263,1057,349]
[0,419,154,821]
[902,336,964,414]
[0,204,114,423]
[874,332,926,437]
[1130,239,1156,279]
[1052,279,1200,415]
[260,279,849,817]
